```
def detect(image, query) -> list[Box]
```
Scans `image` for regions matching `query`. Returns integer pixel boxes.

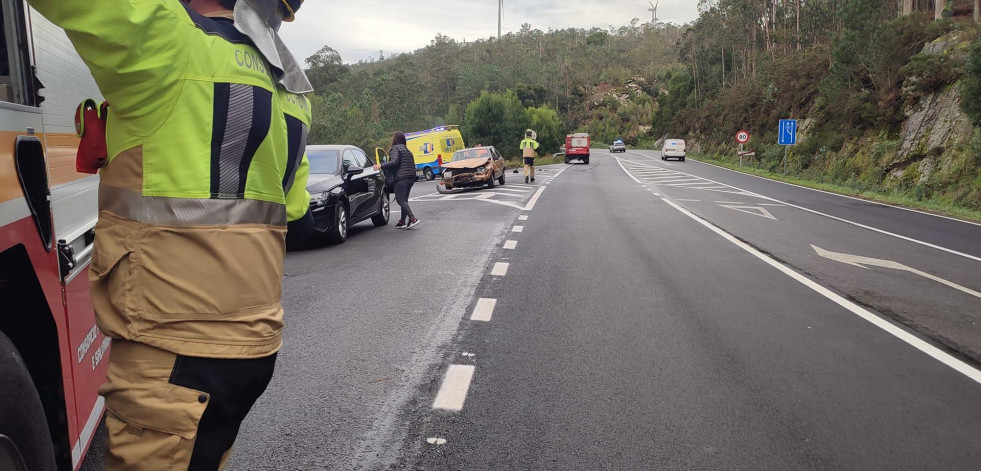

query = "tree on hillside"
[306,46,349,91]
[463,90,530,158]
[961,40,981,126]
[526,106,563,153]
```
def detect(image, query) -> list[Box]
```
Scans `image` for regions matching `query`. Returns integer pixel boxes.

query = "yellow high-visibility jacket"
[29,0,312,358]
[520,138,540,159]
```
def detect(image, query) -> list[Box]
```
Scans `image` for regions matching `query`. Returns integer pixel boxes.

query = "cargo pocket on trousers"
[102,377,209,470]
[89,215,138,325]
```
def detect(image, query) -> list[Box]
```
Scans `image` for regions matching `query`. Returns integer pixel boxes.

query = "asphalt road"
[80,154,981,470]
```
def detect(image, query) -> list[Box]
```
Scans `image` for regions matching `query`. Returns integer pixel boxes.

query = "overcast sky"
[280,1,700,64]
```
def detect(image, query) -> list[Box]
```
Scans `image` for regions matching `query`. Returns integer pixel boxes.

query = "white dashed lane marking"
[491,263,509,276]
[432,365,476,411]
[512,226,524,233]
[471,298,497,322]
[519,215,529,221]
[504,240,518,250]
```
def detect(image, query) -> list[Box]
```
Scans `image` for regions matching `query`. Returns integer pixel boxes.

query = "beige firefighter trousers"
[98,340,276,470]
[100,341,223,470]
[523,157,536,178]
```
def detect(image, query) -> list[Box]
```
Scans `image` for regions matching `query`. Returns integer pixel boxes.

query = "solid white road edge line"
[521,165,570,211]
[615,156,644,184]
[491,263,509,276]
[625,155,981,263]
[504,240,518,250]
[690,158,981,228]
[661,197,981,386]
[471,298,497,322]
[432,365,476,411]
[524,186,547,211]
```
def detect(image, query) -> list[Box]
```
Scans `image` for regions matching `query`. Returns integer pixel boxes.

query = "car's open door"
[374,147,388,165]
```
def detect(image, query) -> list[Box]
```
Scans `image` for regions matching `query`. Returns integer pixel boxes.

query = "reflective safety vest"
[30,0,311,358]
[520,138,540,159]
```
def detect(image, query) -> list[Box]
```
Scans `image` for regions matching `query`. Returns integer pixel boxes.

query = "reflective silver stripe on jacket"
[100,185,287,226]
[216,84,256,197]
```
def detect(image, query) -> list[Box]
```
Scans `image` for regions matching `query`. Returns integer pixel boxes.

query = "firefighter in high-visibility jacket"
[27,0,314,469]
[520,130,540,184]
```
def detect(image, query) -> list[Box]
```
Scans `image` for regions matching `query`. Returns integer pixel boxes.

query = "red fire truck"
[564,133,591,165]
[1,2,106,469]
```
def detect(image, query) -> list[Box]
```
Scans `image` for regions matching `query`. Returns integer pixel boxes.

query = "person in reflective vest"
[520,130,540,184]
[26,0,313,468]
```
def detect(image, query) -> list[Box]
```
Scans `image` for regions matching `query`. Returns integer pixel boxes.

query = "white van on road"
[662,139,687,162]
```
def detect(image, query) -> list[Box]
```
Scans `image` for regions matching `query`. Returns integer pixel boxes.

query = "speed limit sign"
[736,130,750,144]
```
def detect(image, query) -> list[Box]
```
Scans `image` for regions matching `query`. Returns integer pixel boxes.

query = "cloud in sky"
[280,1,699,64]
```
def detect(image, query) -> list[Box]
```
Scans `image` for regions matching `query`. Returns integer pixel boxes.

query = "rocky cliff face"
[886,33,975,186]
[890,86,973,178]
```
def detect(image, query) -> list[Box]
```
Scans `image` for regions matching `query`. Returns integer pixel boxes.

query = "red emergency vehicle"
[564,133,591,164]
[1,2,106,469]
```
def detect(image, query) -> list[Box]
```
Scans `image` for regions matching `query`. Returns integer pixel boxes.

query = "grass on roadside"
[695,155,981,223]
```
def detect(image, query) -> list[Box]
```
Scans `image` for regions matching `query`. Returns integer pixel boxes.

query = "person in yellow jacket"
[26,0,313,469]
[520,130,540,184]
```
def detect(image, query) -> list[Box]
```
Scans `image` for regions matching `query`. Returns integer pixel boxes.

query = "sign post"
[778,119,797,174]
[736,130,750,166]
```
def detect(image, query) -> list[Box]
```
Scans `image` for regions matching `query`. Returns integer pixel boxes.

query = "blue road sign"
[778,119,797,145]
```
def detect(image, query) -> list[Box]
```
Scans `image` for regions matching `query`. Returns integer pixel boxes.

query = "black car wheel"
[498,172,505,185]
[326,203,348,244]
[582,157,590,165]
[0,333,57,471]
[372,195,390,227]
[486,173,496,188]
[423,167,435,181]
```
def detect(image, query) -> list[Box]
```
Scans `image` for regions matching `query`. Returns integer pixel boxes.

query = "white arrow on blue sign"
[778,119,797,145]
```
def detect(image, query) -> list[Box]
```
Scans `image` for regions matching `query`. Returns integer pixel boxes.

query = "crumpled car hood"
[443,157,491,169]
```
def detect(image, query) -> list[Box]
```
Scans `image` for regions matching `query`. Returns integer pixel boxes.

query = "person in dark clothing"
[375,132,420,229]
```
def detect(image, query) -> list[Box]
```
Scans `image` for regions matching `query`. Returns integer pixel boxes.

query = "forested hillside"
[304,21,685,156]
[659,0,981,214]
[304,0,981,214]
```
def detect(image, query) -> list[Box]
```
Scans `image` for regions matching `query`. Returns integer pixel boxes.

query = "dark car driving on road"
[306,145,390,244]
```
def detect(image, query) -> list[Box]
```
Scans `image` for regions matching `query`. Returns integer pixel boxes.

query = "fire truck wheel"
[0,332,57,471]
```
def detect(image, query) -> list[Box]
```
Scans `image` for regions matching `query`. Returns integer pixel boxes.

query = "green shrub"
[962,40,981,126]
[901,53,961,95]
